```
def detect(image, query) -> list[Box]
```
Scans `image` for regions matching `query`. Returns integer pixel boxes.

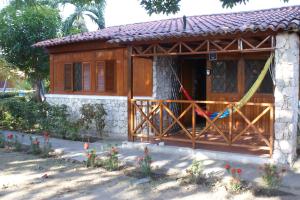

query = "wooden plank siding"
[50,46,153,97]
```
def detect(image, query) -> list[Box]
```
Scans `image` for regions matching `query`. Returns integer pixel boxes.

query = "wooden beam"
[127,46,134,141]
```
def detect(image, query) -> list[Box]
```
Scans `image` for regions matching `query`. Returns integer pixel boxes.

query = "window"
[96,62,105,92]
[64,64,73,90]
[211,60,238,93]
[73,62,82,91]
[64,60,116,93]
[83,63,91,91]
[245,60,273,94]
[96,60,116,92]
[105,60,116,92]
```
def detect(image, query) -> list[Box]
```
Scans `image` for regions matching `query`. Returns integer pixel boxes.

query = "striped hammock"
[177,53,274,119]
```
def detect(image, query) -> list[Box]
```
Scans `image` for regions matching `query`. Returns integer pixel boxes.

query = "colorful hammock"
[173,53,274,120]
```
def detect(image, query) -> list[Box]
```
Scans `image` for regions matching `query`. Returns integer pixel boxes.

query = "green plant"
[41,132,52,158]
[29,136,41,155]
[224,164,243,192]
[261,164,286,189]
[104,146,119,171]
[186,160,204,184]
[13,135,22,152]
[79,103,106,138]
[86,149,97,168]
[0,132,5,148]
[137,147,152,177]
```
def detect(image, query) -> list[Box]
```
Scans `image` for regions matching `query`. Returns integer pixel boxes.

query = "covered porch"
[127,33,276,157]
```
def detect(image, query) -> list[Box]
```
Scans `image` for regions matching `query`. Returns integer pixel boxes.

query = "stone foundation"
[45,94,128,139]
[273,33,299,165]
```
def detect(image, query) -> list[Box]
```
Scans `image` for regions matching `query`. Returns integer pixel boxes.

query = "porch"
[127,34,277,158]
[130,99,274,157]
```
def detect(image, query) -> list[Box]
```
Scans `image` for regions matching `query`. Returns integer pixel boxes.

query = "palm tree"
[62,1,106,35]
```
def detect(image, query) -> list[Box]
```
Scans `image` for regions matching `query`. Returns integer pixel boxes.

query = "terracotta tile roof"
[34,5,300,48]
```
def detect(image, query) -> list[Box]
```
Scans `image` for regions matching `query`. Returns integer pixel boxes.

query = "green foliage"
[137,147,152,177]
[40,103,80,140]
[139,0,289,15]
[29,136,42,155]
[0,132,5,148]
[104,146,119,171]
[186,160,204,184]
[261,164,286,189]
[0,3,61,98]
[140,0,180,15]
[0,92,18,99]
[79,103,106,138]
[0,97,80,140]
[86,149,97,168]
[62,0,105,35]
[13,135,23,151]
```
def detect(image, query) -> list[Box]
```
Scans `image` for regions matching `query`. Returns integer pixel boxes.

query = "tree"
[139,0,289,15]
[0,5,61,100]
[62,1,106,35]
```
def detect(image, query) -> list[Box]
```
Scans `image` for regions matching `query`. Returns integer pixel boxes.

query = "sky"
[1,0,300,31]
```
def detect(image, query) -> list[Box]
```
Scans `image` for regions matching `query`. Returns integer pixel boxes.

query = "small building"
[34,6,300,165]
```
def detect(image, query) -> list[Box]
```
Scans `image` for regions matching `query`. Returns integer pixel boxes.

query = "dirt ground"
[0,149,298,200]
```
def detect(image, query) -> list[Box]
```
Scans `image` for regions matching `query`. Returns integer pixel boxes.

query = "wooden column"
[127,46,134,141]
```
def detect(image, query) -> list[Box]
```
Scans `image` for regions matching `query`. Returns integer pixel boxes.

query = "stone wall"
[152,56,180,131]
[273,33,299,165]
[45,94,128,139]
[153,56,180,100]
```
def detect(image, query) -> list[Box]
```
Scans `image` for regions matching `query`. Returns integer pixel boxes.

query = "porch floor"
[134,129,271,157]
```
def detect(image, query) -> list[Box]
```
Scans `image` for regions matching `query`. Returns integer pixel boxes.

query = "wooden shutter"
[64,63,73,90]
[83,63,91,91]
[73,62,82,91]
[105,60,116,92]
[96,61,105,92]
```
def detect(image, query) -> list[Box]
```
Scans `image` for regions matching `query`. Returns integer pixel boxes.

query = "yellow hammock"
[210,53,274,119]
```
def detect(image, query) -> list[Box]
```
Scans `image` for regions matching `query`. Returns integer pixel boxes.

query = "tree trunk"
[35,80,43,102]
[2,80,7,93]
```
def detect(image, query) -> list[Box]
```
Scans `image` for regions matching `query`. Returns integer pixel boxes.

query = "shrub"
[224,163,243,192]
[13,135,22,151]
[39,103,80,140]
[29,136,41,155]
[41,132,52,158]
[137,147,152,177]
[86,149,97,168]
[104,146,119,171]
[186,160,204,184]
[261,164,286,189]
[0,132,5,148]
[0,92,18,99]
[79,103,106,138]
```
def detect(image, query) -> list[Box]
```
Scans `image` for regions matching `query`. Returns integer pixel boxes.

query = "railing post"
[192,102,196,149]
[229,104,233,145]
[269,105,274,157]
[159,100,163,139]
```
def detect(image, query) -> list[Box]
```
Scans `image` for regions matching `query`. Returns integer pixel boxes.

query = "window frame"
[64,63,73,91]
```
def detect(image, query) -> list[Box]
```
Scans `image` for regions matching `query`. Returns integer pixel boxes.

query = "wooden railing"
[130,99,274,156]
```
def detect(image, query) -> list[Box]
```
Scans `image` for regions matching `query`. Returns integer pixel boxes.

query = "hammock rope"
[170,53,274,119]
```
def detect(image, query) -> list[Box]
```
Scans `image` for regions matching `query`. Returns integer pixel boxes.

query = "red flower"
[7,133,13,140]
[111,147,118,154]
[237,168,242,174]
[87,153,91,159]
[144,147,149,155]
[231,168,236,174]
[33,139,40,145]
[84,142,89,150]
[225,164,231,170]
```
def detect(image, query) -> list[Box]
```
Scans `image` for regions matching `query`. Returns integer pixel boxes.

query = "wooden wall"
[49,43,153,97]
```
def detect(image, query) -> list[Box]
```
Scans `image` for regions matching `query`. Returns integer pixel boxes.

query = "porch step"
[121,141,271,165]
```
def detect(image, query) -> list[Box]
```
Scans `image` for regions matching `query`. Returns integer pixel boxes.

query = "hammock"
[171,53,274,119]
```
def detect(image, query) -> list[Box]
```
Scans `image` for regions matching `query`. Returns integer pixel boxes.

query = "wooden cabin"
[35,6,300,164]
